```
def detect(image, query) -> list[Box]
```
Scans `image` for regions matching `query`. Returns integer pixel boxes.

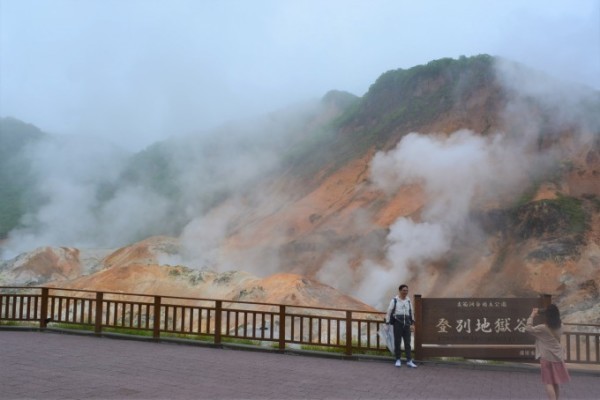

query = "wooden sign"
[420,297,543,345]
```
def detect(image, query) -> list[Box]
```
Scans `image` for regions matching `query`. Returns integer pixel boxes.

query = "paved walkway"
[1,330,598,400]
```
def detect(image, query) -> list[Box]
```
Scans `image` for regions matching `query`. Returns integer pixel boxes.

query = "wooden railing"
[0,286,388,356]
[1,286,598,364]
[563,323,600,364]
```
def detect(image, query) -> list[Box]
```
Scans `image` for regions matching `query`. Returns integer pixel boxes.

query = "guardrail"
[0,286,388,356]
[563,323,600,364]
[1,286,598,364]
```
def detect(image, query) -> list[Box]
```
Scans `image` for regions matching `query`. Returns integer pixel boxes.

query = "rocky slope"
[0,236,375,311]
[1,55,598,323]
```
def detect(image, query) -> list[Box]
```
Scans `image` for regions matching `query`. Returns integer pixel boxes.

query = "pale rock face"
[1,237,376,312]
[1,246,82,285]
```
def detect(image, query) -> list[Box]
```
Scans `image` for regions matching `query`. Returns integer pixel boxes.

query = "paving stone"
[1,330,598,399]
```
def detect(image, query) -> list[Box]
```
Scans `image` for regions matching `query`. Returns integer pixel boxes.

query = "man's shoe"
[406,360,417,368]
[395,359,401,367]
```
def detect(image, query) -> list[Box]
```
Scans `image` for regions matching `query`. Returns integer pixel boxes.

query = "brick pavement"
[1,330,598,400]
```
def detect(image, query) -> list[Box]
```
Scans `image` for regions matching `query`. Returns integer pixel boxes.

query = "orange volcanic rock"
[0,246,82,285]
[44,263,376,311]
[102,236,181,269]
[239,273,376,311]
[1,236,377,311]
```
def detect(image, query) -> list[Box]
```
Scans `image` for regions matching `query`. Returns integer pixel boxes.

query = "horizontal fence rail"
[1,286,598,365]
[0,287,389,356]
[563,323,600,364]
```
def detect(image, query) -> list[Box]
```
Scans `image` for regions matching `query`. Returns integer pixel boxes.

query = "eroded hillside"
[1,55,598,322]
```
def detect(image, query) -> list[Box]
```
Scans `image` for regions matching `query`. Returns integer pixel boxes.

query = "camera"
[537,308,546,315]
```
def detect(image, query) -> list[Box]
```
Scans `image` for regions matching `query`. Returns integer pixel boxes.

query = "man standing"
[386,284,417,368]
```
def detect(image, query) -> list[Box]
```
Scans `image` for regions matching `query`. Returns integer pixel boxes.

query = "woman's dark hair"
[545,304,561,329]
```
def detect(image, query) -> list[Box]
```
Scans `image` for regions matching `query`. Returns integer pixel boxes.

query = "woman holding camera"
[525,304,570,400]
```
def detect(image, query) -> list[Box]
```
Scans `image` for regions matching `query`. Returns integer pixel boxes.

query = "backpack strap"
[388,298,397,324]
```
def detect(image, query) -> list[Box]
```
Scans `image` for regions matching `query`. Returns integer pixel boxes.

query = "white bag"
[378,323,395,355]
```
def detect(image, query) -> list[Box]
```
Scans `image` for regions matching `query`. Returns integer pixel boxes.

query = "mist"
[350,64,599,309]
[1,0,599,309]
[3,54,598,312]
[1,1,598,151]
[2,135,173,256]
[1,99,327,260]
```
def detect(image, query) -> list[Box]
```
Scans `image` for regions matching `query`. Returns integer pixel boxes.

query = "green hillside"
[0,118,45,238]
[282,54,500,184]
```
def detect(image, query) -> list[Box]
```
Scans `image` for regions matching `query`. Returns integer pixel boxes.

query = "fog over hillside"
[2,1,598,151]
[0,99,333,257]
[1,56,598,313]
[349,60,600,305]
[367,65,596,307]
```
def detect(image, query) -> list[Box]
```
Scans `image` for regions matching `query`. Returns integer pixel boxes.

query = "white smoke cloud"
[1,100,324,260]
[356,129,535,307]
[3,136,129,257]
[352,59,600,308]
[177,202,241,270]
[316,252,355,294]
[495,57,600,147]
[353,260,397,310]
[96,186,172,245]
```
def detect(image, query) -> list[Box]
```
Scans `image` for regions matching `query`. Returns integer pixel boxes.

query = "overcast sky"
[1,0,599,150]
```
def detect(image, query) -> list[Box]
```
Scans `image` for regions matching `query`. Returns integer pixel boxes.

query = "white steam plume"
[355,130,533,308]
[2,99,327,261]
[3,136,132,257]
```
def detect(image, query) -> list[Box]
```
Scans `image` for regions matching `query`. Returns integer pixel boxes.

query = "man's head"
[398,284,409,299]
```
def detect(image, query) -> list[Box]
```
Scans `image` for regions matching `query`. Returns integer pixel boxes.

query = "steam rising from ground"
[3,136,139,255]
[2,101,323,259]
[352,131,527,307]
[2,59,598,312]
[3,134,177,257]
[351,67,599,308]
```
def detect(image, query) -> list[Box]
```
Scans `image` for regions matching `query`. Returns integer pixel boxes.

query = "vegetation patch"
[221,337,261,346]
[236,286,266,300]
[0,118,45,238]
[582,194,600,212]
[512,194,589,262]
[0,320,38,327]
[300,343,386,356]
[281,55,498,185]
[514,182,541,208]
[513,194,588,239]
[551,194,588,234]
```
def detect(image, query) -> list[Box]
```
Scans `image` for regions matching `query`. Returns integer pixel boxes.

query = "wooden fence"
[562,323,600,364]
[1,286,598,364]
[0,286,387,355]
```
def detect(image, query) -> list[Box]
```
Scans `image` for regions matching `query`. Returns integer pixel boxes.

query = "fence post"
[541,293,552,309]
[40,288,49,329]
[278,305,286,351]
[94,292,104,334]
[214,300,222,345]
[153,296,161,339]
[414,294,422,360]
[345,311,352,356]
